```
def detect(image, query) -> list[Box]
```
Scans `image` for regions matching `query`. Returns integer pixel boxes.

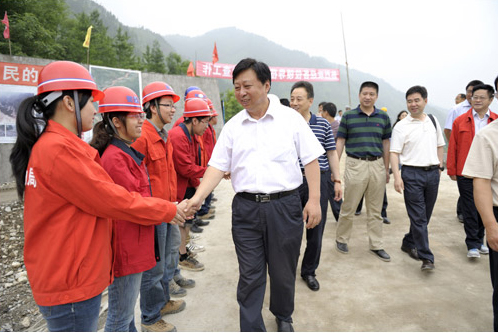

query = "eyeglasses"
[471,96,489,101]
[159,103,174,109]
[127,113,146,120]
[199,119,210,125]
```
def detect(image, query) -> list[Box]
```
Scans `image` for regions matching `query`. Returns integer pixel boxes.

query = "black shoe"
[457,214,464,223]
[370,249,391,262]
[302,275,319,291]
[211,197,218,202]
[401,245,420,261]
[421,259,435,271]
[336,241,349,254]
[276,318,294,332]
[383,217,391,224]
[194,218,210,227]
[355,211,361,216]
[190,224,204,233]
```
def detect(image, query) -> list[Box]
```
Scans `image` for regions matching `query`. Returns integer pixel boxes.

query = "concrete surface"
[135,168,493,332]
[1,161,493,331]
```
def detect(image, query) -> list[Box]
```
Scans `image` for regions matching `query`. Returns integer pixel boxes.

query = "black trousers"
[232,191,303,332]
[401,166,440,262]
[490,207,498,332]
[457,176,485,250]
[299,170,329,277]
[327,175,342,221]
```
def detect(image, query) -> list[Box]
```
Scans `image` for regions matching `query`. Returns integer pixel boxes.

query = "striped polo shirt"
[300,113,336,171]
[337,106,392,158]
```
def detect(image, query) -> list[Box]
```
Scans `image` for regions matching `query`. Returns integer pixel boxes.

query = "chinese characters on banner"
[1,62,42,86]
[195,61,340,82]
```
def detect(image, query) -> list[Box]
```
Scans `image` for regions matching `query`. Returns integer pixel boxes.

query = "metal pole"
[341,12,352,107]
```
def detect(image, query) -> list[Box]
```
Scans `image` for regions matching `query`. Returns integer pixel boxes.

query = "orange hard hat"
[37,61,104,101]
[206,98,218,117]
[184,98,211,118]
[142,81,180,105]
[98,86,143,113]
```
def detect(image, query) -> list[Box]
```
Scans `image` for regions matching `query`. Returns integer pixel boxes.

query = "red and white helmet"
[142,81,180,105]
[37,61,104,101]
[98,86,143,114]
[185,89,208,103]
[184,98,211,118]
[206,98,219,117]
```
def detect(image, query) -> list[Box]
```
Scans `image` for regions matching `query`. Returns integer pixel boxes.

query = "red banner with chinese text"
[0,62,43,86]
[195,61,340,82]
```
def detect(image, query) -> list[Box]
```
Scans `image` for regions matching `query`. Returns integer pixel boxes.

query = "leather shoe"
[302,275,319,291]
[190,223,203,233]
[336,241,349,254]
[194,218,210,226]
[370,249,391,262]
[383,217,391,224]
[275,318,294,332]
[401,245,420,261]
[421,259,435,271]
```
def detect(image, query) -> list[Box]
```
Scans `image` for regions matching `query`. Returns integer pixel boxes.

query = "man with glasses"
[462,75,498,331]
[448,84,497,259]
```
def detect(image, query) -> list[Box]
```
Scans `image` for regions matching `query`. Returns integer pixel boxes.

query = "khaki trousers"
[336,156,385,249]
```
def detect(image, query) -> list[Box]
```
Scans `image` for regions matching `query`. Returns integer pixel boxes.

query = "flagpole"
[8,38,11,56]
[86,46,90,67]
[341,11,352,107]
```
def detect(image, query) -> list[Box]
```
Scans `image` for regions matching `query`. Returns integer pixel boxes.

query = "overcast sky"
[95,0,498,111]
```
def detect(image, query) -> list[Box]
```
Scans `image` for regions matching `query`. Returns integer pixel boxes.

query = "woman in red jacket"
[9,61,189,332]
[90,86,156,332]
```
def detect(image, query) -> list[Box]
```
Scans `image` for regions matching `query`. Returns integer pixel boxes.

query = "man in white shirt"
[390,86,445,271]
[186,58,323,332]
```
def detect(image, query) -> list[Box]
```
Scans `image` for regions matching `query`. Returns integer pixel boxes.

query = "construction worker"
[9,61,188,332]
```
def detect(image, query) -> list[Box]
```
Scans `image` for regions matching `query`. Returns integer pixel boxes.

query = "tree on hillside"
[113,27,138,70]
[0,0,68,59]
[221,89,241,121]
[142,40,166,74]
[165,52,190,75]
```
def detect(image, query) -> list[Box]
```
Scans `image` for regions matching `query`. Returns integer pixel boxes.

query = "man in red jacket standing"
[447,84,497,259]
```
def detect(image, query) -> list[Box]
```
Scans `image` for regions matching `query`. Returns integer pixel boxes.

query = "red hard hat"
[37,61,104,102]
[98,86,143,113]
[206,98,219,117]
[142,81,180,105]
[184,98,211,118]
[185,89,208,102]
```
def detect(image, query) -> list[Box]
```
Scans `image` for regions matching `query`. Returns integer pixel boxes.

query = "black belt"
[347,155,381,161]
[403,165,439,171]
[237,190,296,203]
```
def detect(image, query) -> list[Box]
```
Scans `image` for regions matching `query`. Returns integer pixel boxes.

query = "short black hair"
[360,81,379,94]
[494,75,498,91]
[458,93,466,100]
[232,58,271,87]
[319,101,327,107]
[280,98,290,107]
[406,85,428,99]
[291,81,314,99]
[472,84,495,99]
[466,80,484,90]
[322,102,337,118]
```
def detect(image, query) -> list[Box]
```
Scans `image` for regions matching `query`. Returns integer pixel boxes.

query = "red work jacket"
[23,121,177,306]
[101,139,155,277]
[447,108,497,176]
[169,123,207,201]
[202,124,217,164]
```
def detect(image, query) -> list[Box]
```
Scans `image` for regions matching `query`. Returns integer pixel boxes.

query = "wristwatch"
[439,165,445,171]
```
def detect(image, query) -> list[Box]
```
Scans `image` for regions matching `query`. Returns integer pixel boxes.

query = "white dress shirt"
[209,94,324,194]
[390,114,445,167]
[473,109,491,134]
[444,100,472,130]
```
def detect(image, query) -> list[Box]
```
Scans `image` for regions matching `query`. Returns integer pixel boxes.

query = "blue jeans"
[140,222,169,325]
[105,272,142,331]
[164,224,181,285]
[37,294,101,332]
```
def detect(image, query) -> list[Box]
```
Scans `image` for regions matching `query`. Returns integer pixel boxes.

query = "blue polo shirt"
[337,105,391,158]
[300,113,336,171]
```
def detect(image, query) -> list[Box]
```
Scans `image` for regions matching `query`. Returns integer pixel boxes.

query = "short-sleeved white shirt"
[209,94,324,194]
[462,119,498,206]
[445,100,472,130]
[390,114,445,167]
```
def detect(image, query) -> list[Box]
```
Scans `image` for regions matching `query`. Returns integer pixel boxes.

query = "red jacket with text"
[101,139,156,278]
[23,121,177,306]
[447,108,497,176]
[168,123,207,201]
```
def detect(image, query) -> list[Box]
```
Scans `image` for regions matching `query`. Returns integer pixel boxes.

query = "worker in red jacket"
[447,84,498,258]
[169,98,212,272]
[131,82,188,332]
[9,61,190,332]
[90,86,158,331]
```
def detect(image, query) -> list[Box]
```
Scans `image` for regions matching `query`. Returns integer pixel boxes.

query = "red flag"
[212,42,219,64]
[2,11,9,39]
[187,61,195,77]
